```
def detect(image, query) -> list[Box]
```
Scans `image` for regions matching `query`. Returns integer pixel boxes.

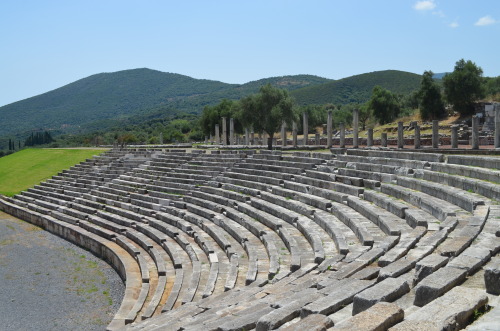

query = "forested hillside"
[0,68,233,137]
[291,70,421,105]
[0,69,329,138]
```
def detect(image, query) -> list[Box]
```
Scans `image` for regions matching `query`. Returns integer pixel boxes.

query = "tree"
[368,86,401,124]
[358,104,372,130]
[418,71,446,120]
[483,76,500,98]
[443,59,484,115]
[117,133,137,147]
[239,84,296,150]
[24,131,54,147]
[199,99,241,144]
[297,104,327,134]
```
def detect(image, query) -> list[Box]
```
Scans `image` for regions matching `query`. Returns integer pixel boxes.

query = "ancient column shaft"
[397,121,404,149]
[414,125,421,149]
[292,122,298,147]
[353,108,359,148]
[381,132,387,147]
[340,123,345,148]
[229,118,234,145]
[451,125,458,149]
[222,117,227,146]
[303,112,309,146]
[432,120,439,149]
[367,128,373,147]
[215,124,220,144]
[327,110,333,148]
[495,107,500,148]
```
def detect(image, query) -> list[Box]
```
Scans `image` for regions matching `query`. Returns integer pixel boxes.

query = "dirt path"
[0,212,124,331]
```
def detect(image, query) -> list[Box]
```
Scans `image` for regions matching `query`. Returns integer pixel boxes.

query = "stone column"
[414,125,421,149]
[315,133,320,145]
[222,117,227,146]
[204,136,208,144]
[281,122,287,147]
[159,132,163,145]
[245,127,250,145]
[215,124,220,144]
[451,125,458,149]
[210,134,213,144]
[250,130,255,145]
[397,121,404,149]
[303,112,309,146]
[367,128,373,147]
[340,123,345,148]
[229,118,234,145]
[292,122,298,147]
[432,120,439,149]
[262,132,268,146]
[495,107,500,148]
[472,116,479,149]
[327,110,333,148]
[381,132,388,147]
[353,108,359,148]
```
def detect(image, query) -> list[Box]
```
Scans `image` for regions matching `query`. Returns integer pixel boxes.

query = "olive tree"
[239,84,296,150]
[443,59,484,115]
[418,71,446,120]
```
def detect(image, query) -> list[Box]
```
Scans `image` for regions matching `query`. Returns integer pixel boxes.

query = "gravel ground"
[0,212,124,331]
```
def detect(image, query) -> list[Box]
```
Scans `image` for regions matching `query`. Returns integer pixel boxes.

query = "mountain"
[0,69,329,137]
[0,69,424,141]
[290,70,422,106]
[0,68,233,137]
[165,75,332,113]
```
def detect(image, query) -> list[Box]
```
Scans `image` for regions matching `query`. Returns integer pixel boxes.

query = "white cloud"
[449,22,459,28]
[475,15,497,26]
[413,0,436,11]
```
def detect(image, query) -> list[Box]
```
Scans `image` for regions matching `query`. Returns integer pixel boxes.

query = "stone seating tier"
[0,147,499,331]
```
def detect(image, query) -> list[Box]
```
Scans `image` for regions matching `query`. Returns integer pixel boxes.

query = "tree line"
[24,131,54,147]
[198,58,497,149]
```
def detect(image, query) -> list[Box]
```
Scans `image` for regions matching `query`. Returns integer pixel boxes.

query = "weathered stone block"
[302,279,374,317]
[413,254,449,285]
[335,302,404,331]
[378,259,415,281]
[414,266,467,306]
[390,286,488,331]
[484,257,500,295]
[352,277,410,315]
[280,314,333,331]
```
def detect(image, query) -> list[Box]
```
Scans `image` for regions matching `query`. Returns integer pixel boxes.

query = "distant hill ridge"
[0,68,421,137]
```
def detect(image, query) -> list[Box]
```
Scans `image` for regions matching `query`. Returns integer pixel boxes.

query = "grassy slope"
[0,148,107,196]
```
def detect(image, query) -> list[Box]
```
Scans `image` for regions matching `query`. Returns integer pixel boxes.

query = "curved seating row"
[0,147,499,331]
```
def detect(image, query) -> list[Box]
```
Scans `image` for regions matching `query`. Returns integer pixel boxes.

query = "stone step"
[352,277,410,315]
[334,302,404,331]
[390,286,488,331]
[414,266,467,306]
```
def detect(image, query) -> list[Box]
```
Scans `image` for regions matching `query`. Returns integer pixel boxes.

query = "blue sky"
[1,0,499,107]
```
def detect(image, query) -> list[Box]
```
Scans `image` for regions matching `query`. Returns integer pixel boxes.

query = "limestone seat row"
[0,147,499,331]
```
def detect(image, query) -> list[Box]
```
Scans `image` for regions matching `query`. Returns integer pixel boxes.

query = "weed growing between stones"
[472,304,491,322]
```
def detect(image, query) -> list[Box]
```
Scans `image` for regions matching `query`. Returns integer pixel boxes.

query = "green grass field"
[0,148,108,196]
